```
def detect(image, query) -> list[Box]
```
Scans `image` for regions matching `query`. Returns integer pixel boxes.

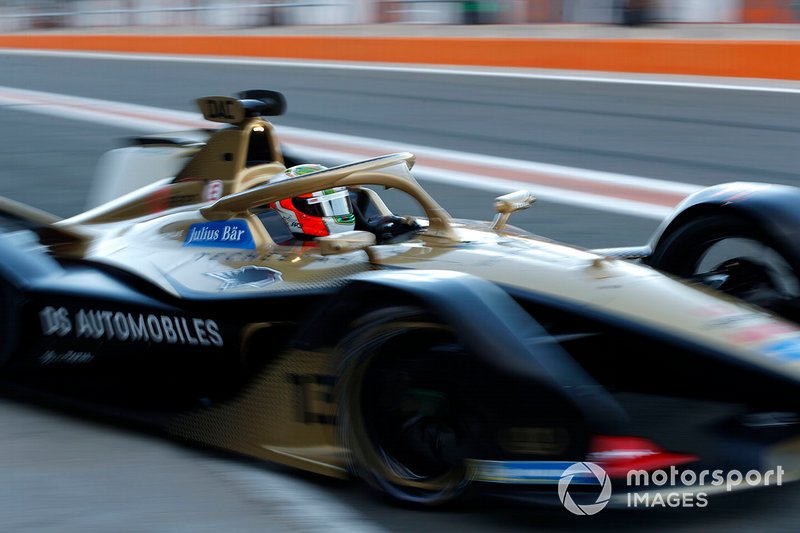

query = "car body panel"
[4,92,800,504]
[53,155,800,391]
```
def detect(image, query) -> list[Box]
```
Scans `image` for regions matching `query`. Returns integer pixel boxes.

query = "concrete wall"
[0,0,798,28]
[657,0,741,22]
[563,0,616,23]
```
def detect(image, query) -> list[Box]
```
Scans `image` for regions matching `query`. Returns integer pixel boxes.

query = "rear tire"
[335,307,486,505]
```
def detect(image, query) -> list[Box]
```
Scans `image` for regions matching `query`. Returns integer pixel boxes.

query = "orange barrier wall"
[0,34,799,80]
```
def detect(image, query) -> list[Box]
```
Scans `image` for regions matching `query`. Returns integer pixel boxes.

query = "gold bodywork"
[17,100,800,479]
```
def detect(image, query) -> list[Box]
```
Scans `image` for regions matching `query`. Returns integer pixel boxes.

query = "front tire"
[650,213,800,315]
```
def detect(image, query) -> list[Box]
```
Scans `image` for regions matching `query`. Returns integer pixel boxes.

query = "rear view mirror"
[492,190,536,231]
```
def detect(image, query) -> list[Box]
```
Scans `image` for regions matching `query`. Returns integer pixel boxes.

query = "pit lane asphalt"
[1,55,800,531]
[1,52,799,187]
[2,53,799,245]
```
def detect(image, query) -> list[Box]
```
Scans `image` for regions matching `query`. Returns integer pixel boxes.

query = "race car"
[3,90,800,508]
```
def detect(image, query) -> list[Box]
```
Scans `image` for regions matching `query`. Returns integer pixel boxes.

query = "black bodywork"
[3,180,800,506]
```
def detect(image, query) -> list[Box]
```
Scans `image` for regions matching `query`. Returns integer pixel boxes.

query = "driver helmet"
[270,164,355,238]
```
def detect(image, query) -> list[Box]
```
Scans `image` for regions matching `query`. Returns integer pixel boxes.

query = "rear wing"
[197,90,286,125]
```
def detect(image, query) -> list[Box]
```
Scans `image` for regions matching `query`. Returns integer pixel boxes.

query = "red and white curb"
[0,84,702,219]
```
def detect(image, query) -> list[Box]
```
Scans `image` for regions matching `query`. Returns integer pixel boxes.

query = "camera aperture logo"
[558,462,611,516]
[557,462,785,515]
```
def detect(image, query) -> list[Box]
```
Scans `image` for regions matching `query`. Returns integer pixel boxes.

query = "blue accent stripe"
[761,336,800,363]
[470,460,600,485]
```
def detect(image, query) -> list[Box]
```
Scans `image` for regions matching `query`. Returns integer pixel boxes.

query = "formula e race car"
[3,90,800,508]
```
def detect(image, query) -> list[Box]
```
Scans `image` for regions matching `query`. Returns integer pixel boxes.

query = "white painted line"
[2,48,800,94]
[263,446,348,474]
[207,460,387,533]
[416,168,676,220]
[0,84,702,219]
[0,85,205,131]
[281,146,676,220]
[277,126,701,195]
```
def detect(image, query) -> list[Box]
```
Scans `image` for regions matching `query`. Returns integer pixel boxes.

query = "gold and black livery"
[3,91,800,507]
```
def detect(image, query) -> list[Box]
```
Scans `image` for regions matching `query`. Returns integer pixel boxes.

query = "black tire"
[0,279,20,367]
[650,213,800,312]
[335,307,489,505]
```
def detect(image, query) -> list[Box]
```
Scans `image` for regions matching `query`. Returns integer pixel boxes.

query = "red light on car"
[587,435,698,478]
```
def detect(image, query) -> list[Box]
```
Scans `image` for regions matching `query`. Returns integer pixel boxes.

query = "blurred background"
[1,0,800,531]
[1,0,800,30]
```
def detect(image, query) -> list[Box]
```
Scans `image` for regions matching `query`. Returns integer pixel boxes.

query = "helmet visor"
[292,189,353,218]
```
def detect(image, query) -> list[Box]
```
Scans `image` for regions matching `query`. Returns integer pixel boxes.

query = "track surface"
[1,53,800,531]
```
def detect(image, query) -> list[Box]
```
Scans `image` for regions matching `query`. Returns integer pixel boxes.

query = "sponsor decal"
[760,337,800,363]
[731,322,800,344]
[39,350,94,365]
[202,98,239,121]
[500,427,569,455]
[169,194,197,208]
[691,305,733,318]
[691,304,762,320]
[690,307,800,345]
[192,251,353,264]
[290,374,336,425]
[691,306,768,330]
[147,186,171,213]
[203,180,224,202]
[705,314,763,328]
[205,265,282,290]
[39,307,223,347]
[184,220,255,249]
[470,460,591,485]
